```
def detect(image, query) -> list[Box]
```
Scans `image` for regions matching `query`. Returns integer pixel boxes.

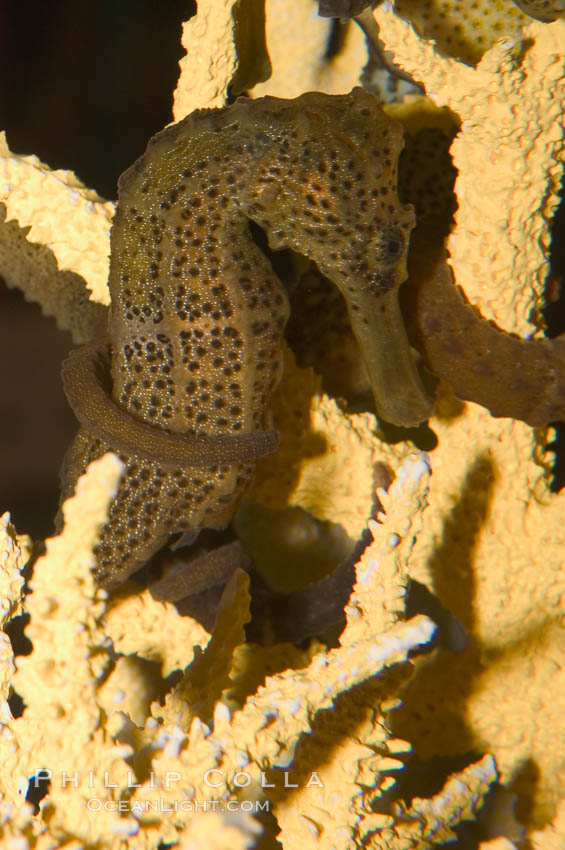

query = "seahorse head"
[240,88,415,299]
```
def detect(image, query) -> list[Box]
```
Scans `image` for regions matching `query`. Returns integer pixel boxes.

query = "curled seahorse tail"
[407,256,565,427]
[61,344,279,466]
[149,539,250,603]
[541,335,565,425]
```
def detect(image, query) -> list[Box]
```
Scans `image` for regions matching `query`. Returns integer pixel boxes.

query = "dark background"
[0,0,194,537]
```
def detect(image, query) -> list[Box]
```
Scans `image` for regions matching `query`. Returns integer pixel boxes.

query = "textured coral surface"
[0,2,564,848]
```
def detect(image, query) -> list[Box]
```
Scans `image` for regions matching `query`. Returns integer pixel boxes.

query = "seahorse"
[60,87,427,590]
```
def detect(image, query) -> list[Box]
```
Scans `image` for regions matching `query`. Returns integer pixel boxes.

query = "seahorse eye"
[367,227,405,268]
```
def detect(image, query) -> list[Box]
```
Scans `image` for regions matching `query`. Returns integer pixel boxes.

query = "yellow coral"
[0,135,112,343]
[394,0,529,65]
[374,11,564,332]
[238,346,413,590]
[0,448,480,848]
[251,0,366,98]
[173,0,271,120]
[1,2,564,847]
[371,8,565,828]
[0,454,138,844]
[0,514,30,703]
[104,586,209,676]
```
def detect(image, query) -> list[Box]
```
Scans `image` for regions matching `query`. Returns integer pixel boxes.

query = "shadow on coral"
[237,502,353,592]
[542,164,565,493]
[4,613,30,719]
[260,664,414,808]
[390,451,561,832]
[428,453,495,630]
[238,462,392,643]
[390,452,496,753]
[253,666,497,847]
[393,751,483,804]
[3,612,32,658]
[508,758,542,840]
[25,770,51,815]
[246,521,365,644]
[405,580,469,653]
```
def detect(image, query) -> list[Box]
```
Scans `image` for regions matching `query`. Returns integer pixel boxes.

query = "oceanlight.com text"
[86,798,271,813]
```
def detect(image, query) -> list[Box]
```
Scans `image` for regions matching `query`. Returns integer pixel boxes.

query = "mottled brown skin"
[405,251,565,427]
[61,343,279,466]
[319,0,564,22]
[289,249,565,429]
[61,88,425,591]
[511,0,564,22]
[60,88,565,634]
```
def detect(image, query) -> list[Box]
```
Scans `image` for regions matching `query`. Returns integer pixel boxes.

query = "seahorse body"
[61,88,426,588]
